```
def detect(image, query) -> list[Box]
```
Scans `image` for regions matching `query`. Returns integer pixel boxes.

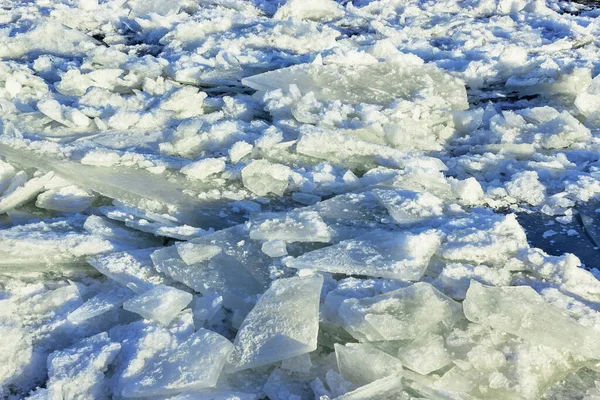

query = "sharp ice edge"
[2,0,600,399]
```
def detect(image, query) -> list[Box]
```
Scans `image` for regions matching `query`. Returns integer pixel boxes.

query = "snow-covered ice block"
[463,281,600,359]
[261,240,287,257]
[241,160,291,196]
[36,185,96,213]
[46,333,121,400]
[433,263,511,300]
[181,158,226,181]
[68,285,135,323]
[0,172,54,214]
[243,60,467,110]
[87,248,166,293]
[123,285,193,326]
[438,214,528,266]
[0,21,97,59]
[373,189,444,225]
[38,99,91,128]
[505,171,546,206]
[227,275,323,372]
[249,211,331,243]
[296,127,445,170]
[0,143,218,227]
[286,230,442,280]
[339,282,462,342]
[176,242,223,265]
[0,217,116,272]
[396,333,451,375]
[273,0,344,21]
[335,343,402,387]
[122,328,233,398]
[83,215,163,249]
[0,325,33,393]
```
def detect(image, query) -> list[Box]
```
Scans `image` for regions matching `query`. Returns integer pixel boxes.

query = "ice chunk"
[0,160,17,195]
[286,230,442,280]
[437,324,582,399]
[263,368,314,400]
[463,281,600,359]
[249,211,331,243]
[229,141,253,164]
[36,184,96,212]
[338,282,462,341]
[38,99,91,128]
[280,353,312,374]
[296,127,446,171]
[0,21,97,59]
[243,60,467,110]
[227,275,323,372]
[505,171,546,206]
[68,285,135,323]
[0,217,116,272]
[83,215,163,249]
[122,329,233,397]
[151,226,270,311]
[335,343,402,387]
[181,158,226,181]
[396,333,451,375]
[87,248,166,293]
[0,143,221,228]
[193,293,223,328]
[433,263,511,300]
[273,0,344,21]
[575,73,600,118]
[160,86,207,118]
[333,374,405,400]
[241,160,291,196]
[46,333,121,400]
[438,214,528,266]
[0,172,54,214]
[450,177,484,206]
[0,325,33,392]
[123,285,193,326]
[176,242,223,265]
[261,240,287,257]
[373,189,444,225]
[166,391,257,400]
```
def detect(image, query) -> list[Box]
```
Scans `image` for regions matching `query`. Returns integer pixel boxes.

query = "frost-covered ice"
[4,0,600,398]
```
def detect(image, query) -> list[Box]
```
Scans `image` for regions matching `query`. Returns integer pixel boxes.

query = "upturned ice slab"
[226,274,323,372]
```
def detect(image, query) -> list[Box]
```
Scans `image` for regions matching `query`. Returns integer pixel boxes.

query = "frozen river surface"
[3,0,600,399]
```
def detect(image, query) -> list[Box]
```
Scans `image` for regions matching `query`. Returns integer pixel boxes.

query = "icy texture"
[335,343,402,387]
[286,230,442,280]
[227,275,323,372]
[121,328,233,397]
[242,60,468,110]
[46,333,121,400]
[339,282,462,342]
[123,285,193,326]
[463,281,600,359]
[4,0,600,398]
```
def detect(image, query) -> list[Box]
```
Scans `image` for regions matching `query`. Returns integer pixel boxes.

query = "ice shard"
[226,275,323,372]
[286,230,442,280]
[463,281,600,359]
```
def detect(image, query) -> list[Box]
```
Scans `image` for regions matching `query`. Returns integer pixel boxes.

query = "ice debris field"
[7,0,600,399]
